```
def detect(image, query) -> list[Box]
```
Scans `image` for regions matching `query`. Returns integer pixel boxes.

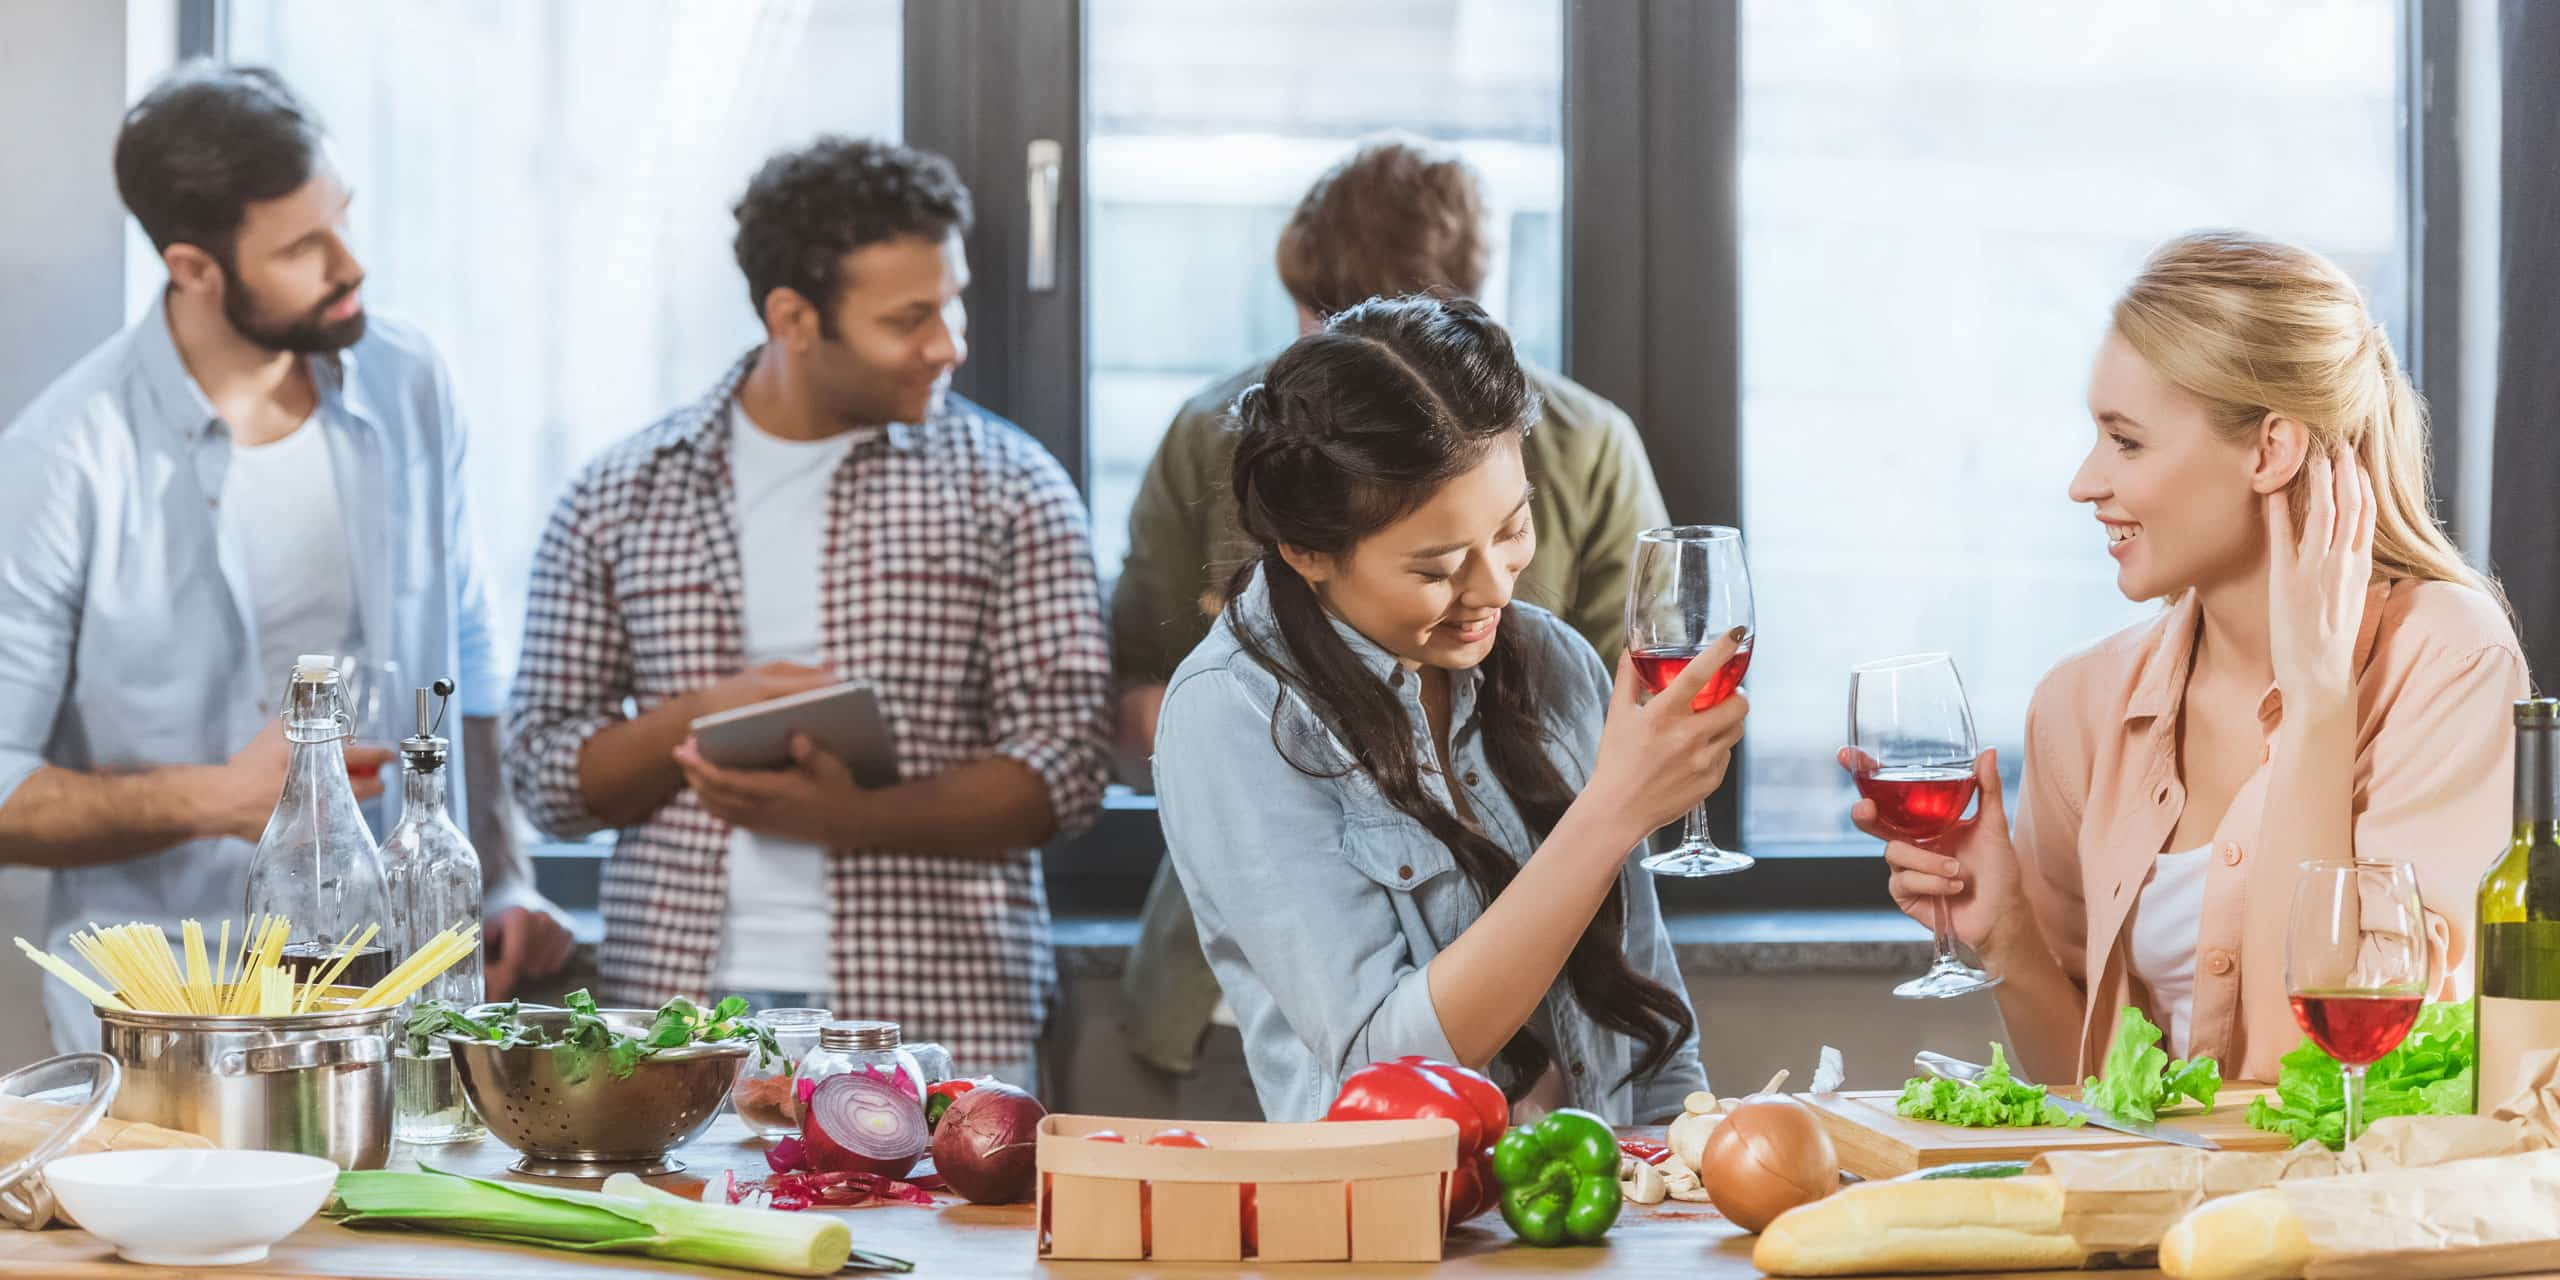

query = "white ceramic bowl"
[43,1148,339,1266]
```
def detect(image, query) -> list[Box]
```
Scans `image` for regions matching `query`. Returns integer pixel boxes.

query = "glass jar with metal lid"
[789,1020,953,1108]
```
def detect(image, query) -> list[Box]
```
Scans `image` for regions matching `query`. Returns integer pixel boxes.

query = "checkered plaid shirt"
[505,352,1111,1067]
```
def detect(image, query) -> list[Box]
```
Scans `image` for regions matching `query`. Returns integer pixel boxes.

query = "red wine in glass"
[1849,652,1995,1000]
[1632,645,1754,711]
[2287,990,2424,1067]
[2286,858,2430,1144]
[1623,524,1754,877]
[1853,766,1979,843]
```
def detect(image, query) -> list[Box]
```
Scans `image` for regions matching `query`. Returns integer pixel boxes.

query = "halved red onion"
[800,1071,929,1180]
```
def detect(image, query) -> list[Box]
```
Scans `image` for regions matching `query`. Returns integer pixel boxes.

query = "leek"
[329,1168,911,1275]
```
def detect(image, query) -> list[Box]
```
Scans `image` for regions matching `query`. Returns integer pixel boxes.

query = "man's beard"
[223,272,366,354]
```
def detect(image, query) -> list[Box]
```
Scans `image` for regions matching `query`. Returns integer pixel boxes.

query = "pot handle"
[224,1036,388,1075]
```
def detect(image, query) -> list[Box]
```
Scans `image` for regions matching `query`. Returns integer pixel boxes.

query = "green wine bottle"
[2477,697,2560,1115]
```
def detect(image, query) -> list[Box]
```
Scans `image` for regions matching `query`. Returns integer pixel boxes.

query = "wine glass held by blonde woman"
[1845,231,2528,1086]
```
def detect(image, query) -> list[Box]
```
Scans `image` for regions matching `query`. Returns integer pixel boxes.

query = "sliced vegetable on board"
[1895,1043,2080,1128]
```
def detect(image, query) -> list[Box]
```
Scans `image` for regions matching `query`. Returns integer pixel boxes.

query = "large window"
[226,0,903,636]
[1733,0,2406,849]
[199,0,2439,906]
[1082,0,1565,577]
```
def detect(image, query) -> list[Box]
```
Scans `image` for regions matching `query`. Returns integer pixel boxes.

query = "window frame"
[198,0,2459,917]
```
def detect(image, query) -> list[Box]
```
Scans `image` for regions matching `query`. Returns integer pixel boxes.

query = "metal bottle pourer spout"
[401,678,458,771]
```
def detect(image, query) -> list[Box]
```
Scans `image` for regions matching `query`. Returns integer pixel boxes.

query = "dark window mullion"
[2403,0,2465,533]
[904,0,1087,490]
[1566,0,1745,909]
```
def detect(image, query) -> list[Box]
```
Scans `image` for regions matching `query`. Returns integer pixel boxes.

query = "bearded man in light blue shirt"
[0,63,571,1052]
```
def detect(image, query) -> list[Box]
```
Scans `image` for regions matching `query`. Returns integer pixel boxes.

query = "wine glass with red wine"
[2286,858,2430,1146]
[1848,652,1996,999]
[1624,525,1754,877]
[337,656,401,786]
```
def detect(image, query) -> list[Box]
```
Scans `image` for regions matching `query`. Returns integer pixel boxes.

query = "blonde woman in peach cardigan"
[1853,231,2529,1085]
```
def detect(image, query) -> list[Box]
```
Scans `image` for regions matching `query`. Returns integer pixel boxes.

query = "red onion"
[801,1071,929,1180]
[929,1082,1046,1205]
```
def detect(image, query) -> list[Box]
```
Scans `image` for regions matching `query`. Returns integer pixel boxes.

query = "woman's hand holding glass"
[1844,746,2030,966]
[1583,626,1751,841]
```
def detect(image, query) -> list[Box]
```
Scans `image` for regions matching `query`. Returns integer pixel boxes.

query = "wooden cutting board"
[1798,1085,2297,1180]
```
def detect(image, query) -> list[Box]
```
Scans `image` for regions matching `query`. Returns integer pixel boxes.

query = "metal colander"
[440,1006,748,1179]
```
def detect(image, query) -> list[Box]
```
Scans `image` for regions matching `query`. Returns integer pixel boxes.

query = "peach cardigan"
[2013,579,2529,1083]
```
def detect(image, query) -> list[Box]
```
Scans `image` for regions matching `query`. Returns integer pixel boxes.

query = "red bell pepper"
[1618,1138,1672,1166]
[923,1078,976,1130]
[1324,1057,1508,1228]
[1397,1056,1508,1223]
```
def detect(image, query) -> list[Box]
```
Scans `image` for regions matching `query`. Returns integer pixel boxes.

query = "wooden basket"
[1035,1113,1460,1263]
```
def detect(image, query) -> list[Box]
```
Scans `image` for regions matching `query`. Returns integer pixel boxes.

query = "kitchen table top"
[3,1119,2162,1279]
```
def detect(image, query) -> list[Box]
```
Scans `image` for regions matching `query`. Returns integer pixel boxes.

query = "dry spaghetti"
[15,915,481,1017]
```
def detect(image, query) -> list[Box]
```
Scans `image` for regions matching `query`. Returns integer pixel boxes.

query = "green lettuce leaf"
[1896,1043,2082,1128]
[2246,999,2475,1150]
[2080,1006,2221,1122]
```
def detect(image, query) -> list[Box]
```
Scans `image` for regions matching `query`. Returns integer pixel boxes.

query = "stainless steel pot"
[96,1003,394,1170]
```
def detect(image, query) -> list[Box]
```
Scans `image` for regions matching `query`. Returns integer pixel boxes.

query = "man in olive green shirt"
[1110,363,1666,700]
[1115,138,1670,1083]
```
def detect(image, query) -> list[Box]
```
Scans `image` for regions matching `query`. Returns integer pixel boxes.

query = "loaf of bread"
[0,1095,213,1160]
[0,1096,214,1229]
[2156,1188,2313,1280]
[1752,1175,2090,1276]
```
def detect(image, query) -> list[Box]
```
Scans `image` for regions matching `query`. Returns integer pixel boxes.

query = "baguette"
[0,1097,214,1229]
[1753,1175,2090,1276]
[0,1095,213,1159]
[2157,1189,2312,1280]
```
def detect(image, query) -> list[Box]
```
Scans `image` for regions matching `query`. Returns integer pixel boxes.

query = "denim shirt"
[1153,567,1707,1123]
[0,297,509,1053]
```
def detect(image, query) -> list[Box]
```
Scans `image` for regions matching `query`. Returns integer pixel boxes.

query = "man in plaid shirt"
[505,138,1110,1084]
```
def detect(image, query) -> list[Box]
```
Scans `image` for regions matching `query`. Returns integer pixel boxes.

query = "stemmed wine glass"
[1849,653,1997,999]
[337,657,402,786]
[1623,525,1754,877]
[2286,858,2430,1146]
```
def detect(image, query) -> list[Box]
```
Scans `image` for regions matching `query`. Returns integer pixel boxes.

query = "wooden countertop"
[2,1118,2160,1279]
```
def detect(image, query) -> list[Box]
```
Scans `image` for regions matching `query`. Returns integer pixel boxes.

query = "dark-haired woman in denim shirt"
[1153,294,1743,1123]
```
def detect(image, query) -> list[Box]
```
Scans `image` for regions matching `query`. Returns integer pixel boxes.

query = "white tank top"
[2126,844,2216,1059]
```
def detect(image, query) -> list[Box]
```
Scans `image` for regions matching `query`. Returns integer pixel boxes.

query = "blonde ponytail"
[2112,230,2502,608]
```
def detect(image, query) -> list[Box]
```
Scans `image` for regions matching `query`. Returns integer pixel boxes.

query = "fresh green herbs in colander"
[412,989,780,1081]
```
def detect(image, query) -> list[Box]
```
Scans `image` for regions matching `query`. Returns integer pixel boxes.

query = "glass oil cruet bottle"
[381,678,487,1143]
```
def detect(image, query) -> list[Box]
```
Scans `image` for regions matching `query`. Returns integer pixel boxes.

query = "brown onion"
[1700,1095,1838,1233]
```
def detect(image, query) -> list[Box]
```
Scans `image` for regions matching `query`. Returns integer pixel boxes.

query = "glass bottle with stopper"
[382,677,488,1144]
[242,653,392,989]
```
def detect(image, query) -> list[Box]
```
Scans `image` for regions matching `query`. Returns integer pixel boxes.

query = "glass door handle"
[1026,138,1062,292]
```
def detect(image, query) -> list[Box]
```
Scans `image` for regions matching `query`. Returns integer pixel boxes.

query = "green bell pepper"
[1489,1108,1621,1247]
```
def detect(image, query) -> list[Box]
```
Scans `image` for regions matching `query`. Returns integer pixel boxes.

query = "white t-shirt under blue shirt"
[220,416,360,699]
[713,401,860,992]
